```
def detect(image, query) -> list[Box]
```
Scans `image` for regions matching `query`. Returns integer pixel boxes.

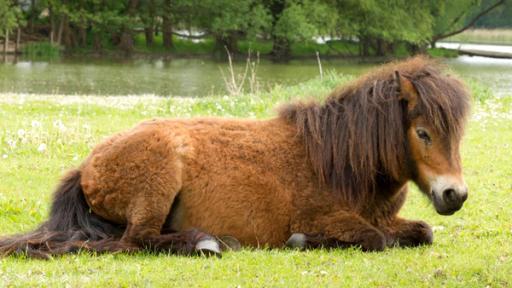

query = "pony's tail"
[0,169,126,259]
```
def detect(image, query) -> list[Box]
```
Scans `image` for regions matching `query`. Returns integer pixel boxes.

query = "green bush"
[22,42,62,59]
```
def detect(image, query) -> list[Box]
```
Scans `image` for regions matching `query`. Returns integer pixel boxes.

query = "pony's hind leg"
[120,194,221,256]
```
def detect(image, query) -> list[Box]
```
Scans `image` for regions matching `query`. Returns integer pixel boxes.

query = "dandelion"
[37,143,47,152]
[17,129,26,138]
[53,120,67,132]
[31,120,42,128]
[6,139,17,149]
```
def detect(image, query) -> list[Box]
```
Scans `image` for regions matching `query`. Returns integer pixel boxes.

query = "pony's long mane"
[279,56,470,208]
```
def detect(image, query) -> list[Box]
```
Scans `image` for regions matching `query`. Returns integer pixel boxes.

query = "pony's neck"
[279,94,408,206]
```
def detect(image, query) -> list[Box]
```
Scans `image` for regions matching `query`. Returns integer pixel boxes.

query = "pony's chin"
[432,192,461,216]
[434,207,457,216]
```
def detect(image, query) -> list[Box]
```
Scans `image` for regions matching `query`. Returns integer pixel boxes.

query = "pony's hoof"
[218,235,241,251]
[196,238,222,258]
[286,233,307,249]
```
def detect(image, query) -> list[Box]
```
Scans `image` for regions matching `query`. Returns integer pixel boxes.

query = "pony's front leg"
[383,218,433,247]
[288,211,386,251]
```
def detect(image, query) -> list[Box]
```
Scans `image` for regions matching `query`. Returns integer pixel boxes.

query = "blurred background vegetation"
[0,0,510,60]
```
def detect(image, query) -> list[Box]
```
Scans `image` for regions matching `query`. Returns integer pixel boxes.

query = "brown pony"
[0,56,470,258]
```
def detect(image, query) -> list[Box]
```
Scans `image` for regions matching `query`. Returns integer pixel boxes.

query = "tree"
[474,0,512,27]
[161,0,173,48]
[334,0,435,56]
[193,0,271,54]
[119,0,139,54]
[140,0,157,47]
[0,0,23,55]
[266,0,336,59]
[431,0,506,47]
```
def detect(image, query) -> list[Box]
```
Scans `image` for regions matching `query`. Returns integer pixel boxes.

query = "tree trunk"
[29,0,37,33]
[375,39,385,56]
[119,0,140,55]
[215,33,239,56]
[145,0,156,47]
[49,7,55,44]
[271,36,290,60]
[144,27,154,47]
[57,16,67,46]
[268,0,288,60]
[359,36,370,57]
[15,28,20,54]
[162,0,173,49]
[3,30,9,55]
[93,33,102,52]
[79,27,87,47]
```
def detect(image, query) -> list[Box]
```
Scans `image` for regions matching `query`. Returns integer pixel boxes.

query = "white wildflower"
[17,129,26,138]
[53,120,67,132]
[31,120,42,128]
[432,225,445,231]
[37,143,47,152]
[7,139,17,149]
[2,154,7,159]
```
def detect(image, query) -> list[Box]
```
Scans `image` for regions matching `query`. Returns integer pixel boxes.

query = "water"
[0,54,511,97]
[437,42,512,54]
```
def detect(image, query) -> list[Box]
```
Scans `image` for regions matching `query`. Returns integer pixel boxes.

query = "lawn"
[0,75,511,287]
[445,29,512,45]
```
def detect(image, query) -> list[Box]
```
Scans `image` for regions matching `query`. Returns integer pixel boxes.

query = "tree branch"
[432,0,506,42]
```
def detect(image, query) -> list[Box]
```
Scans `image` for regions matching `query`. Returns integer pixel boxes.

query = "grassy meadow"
[446,28,512,45]
[0,74,511,287]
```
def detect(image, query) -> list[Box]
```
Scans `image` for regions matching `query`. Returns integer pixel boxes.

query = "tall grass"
[21,42,62,59]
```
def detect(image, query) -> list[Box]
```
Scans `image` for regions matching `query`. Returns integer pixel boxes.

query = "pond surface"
[0,54,511,97]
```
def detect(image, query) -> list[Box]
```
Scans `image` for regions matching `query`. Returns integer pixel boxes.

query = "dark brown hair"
[279,56,470,208]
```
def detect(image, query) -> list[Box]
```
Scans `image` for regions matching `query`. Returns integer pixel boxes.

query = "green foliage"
[427,47,459,58]
[8,0,511,58]
[432,0,481,39]
[273,2,317,43]
[358,0,433,43]
[0,0,23,35]
[21,42,61,59]
[475,0,512,27]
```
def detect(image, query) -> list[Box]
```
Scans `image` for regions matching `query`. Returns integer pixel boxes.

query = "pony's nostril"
[443,188,457,204]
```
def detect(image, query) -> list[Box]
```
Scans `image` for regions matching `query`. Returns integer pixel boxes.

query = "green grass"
[21,42,62,59]
[0,75,511,287]
[133,34,362,58]
[445,28,512,45]
[427,48,459,58]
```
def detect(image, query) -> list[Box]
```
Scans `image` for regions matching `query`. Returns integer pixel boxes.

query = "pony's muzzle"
[432,185,468,215]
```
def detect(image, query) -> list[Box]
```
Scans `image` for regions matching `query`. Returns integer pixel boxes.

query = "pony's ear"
[394,71,418,106]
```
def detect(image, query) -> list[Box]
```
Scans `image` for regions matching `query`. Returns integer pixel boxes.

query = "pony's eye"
[416,128,431,144]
